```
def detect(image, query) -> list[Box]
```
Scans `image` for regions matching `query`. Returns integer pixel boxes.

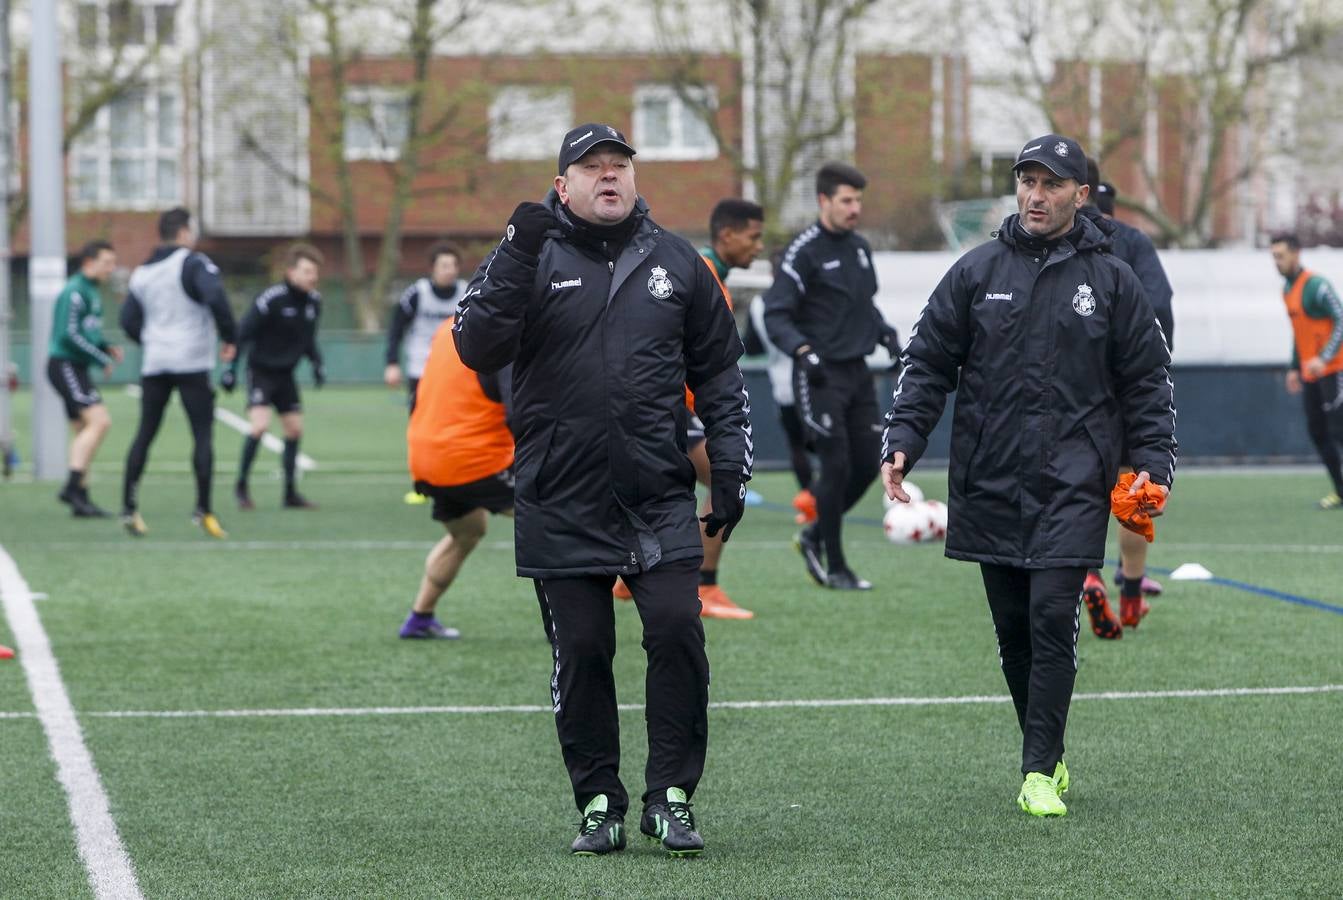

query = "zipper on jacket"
[608,261,614,273]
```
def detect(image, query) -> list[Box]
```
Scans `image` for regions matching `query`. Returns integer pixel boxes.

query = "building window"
[70,87,181,209]
[344,87,411,162]
[489,86,573,162]
[632,85,717,161]
[76,0,177,50]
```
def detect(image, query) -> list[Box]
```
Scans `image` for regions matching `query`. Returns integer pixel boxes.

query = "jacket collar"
[996,212,1109,254]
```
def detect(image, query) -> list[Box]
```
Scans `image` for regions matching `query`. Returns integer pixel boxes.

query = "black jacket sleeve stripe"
[684,254,752,482]
[454,240,536,375]
[1108,266,1178,486]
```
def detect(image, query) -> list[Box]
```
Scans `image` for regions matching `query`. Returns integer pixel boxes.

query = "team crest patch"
[647,265,673,300]
[1054,141,1070,157]
[1072,283,1096,317]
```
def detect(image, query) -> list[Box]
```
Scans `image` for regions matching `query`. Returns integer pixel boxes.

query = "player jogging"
[398,320,514,640]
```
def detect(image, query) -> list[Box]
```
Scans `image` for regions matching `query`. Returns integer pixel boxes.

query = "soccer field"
[2,386,1341,899]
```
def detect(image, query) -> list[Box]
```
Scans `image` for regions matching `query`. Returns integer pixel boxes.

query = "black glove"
[219,368,237,393]
[796,348,826,387]
[505,202,557,256]
[701,477,747,542]
[879,327,902,373]
[313,364,326,389]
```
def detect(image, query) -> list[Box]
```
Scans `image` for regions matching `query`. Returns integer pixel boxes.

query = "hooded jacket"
[453,191,753,579]
[1078,205,1174,347]
[881,214,1177,569]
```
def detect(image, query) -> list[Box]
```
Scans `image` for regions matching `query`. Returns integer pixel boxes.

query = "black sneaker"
[235,482,255,511]
[283,492,318,510]
[70,494,111,518]
[794,527,826,586]
[640,787,703,857]
[825,568,872,591]
[570,795,626,856]
[57,485,77,507]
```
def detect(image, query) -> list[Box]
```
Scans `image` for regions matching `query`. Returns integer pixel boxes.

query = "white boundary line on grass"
[0,545,144,900]
[1,684,1338,722]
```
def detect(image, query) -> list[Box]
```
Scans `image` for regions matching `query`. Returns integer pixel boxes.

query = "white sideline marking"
[0,545,144,900]
[123,384,315,470]
[1,684,1338,722]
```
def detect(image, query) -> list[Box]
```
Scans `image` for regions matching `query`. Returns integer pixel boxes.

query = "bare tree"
[989,0,1333,247]
[650,0,879,245]
[239,0,487,332]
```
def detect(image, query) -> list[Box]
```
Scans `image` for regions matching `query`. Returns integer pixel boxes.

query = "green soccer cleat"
[570,794,625,856]
[640,787,704,857]
[1018,771,1067,817]
[1053,759,1069,796]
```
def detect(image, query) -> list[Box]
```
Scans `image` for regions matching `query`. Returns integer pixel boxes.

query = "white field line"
[123,384,315,471]
[1,684,1339,722]
[0,545,144,900]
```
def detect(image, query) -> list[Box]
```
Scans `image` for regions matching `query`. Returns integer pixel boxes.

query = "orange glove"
[1110,472,1167,543]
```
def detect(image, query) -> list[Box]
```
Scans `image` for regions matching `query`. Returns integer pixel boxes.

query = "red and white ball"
[882,498,947,544]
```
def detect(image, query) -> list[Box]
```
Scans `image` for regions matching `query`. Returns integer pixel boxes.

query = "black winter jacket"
[881,214,1177,569]
[762,222,895,360]
[454,192,753,579]
[1078,206,1174,348]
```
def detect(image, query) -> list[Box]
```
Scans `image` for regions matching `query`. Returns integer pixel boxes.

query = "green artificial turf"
[2,387,1341,898]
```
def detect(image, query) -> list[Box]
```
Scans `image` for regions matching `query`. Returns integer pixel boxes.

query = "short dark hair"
[708,199,764,240]
[816,162,866,198]
[284,242,324,270]
[1086,157,1101,196]
[428,241,461,267]
[1270,232,1301,251]
[158,207,192,241]
[78,240,114,264]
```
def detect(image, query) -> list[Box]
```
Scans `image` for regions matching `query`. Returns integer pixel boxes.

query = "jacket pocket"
[1082,415,1118,498]
[954,417,989,497]
[514,418,557,502]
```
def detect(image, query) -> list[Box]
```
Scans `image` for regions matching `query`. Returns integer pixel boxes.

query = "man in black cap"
[880,133,1176,817]
[453,124,752,856]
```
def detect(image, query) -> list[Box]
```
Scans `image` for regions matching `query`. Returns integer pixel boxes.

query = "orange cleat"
[0,644,14,660]
[613,577,633,601]
[698,584,754,619]
[792,489,818,525]
[1082,572,1122,639]
[1120,594,1152,629]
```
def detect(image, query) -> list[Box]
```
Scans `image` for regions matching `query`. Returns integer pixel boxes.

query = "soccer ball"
[882,480,924,508]
[882,499,947,544]
[922,499,948,540]
[883,501,929,544]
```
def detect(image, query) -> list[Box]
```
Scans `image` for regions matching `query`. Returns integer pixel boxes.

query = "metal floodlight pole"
[28,0,67,480]
[0,0,13,472]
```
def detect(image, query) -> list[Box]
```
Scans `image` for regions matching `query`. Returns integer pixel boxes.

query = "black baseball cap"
[1096,181,1117,215]
[1012,133,1087,184]
[557,123,636,174]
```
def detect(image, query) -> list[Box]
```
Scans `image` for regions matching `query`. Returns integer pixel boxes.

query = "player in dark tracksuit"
[454,123,752,857]
[763,162,901,591]
[881,135,1176,817]
[222,244,325,510]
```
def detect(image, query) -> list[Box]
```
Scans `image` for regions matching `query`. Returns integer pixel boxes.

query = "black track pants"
[1302,372,1343,496]
[534,557,708,818]
[123,372,215,513]
[979,564,1086,776]
[793,358,881,571]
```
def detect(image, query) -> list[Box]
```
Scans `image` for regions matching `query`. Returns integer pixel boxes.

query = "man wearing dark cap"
[880,134,1177,817]
[453,124,752,856]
